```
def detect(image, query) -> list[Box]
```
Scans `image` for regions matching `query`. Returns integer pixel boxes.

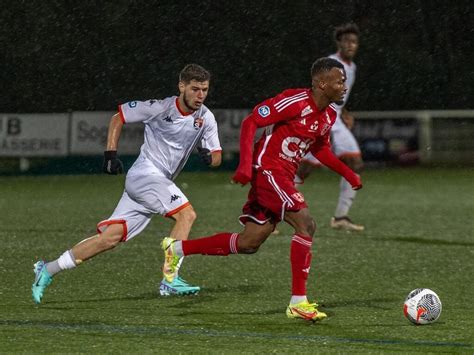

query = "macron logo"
[301,105,313,117]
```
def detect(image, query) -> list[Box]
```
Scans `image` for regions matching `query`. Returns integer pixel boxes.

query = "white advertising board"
[70,111,144,155]
[0,114,69,157]
[213,109,250,152]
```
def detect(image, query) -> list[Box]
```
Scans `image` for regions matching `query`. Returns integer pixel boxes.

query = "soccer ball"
[403,288,442,325]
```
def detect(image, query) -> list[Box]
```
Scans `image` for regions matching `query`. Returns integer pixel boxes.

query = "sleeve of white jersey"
[118,99,163,124]
[201,111,222,152]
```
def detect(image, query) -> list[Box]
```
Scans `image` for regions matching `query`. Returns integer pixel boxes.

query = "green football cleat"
[159,276,200,296]
[161,237,180,282]
[32,260,53,304]
[286,301,327,322]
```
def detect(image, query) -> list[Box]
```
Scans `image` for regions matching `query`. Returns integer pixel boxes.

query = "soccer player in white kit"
[297,23,365,231]
[32,64,222,303]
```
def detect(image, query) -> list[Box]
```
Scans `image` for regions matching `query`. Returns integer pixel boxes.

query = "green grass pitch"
[0,168,473,353]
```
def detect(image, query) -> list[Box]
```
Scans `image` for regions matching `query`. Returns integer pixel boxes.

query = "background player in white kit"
[297,23,364,231]
[32,64,222,303]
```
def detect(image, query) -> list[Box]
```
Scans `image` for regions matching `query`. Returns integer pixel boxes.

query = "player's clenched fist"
[197,146,212,166]
[103,150,124,175]
[349,173,362,190]
[232,170,252,185]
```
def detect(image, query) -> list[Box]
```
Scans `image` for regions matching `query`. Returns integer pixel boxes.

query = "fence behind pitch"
[0,110,472,173]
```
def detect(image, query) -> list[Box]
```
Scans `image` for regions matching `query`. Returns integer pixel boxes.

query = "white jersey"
[119,96,221,180]
[329,53,357,128]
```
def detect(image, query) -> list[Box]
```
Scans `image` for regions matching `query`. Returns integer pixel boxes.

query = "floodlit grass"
[0,168,473,353]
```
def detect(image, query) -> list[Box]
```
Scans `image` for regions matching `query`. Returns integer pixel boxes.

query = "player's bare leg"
[32,224,124,304]
[331,155,364,231]
[284,208,327,321]
[163,205,196,278]
[160,205,200,296]
[236,221,276,253]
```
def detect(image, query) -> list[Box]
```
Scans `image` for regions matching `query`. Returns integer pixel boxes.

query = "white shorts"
[97,159,190,242]
[303,119,361,166]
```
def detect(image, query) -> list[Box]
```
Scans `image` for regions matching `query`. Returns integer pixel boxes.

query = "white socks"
[46,250,77,276]
[335,177,357,218]
[290,295,308,305]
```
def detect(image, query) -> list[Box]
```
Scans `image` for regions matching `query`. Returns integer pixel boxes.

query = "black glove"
[197,146,212,166]
[103,150,124,175]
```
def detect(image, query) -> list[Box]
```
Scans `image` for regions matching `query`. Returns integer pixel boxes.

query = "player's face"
[325,67,347,105]
[337,33,359,61]
[179,80,209,112]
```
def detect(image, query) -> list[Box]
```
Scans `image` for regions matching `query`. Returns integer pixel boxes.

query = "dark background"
[1,0,473,113]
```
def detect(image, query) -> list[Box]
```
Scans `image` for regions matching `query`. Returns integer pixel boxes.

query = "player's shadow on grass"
[321,297,398,310]
[373,236,474,247]
[202,284,263,295]
[43,284,262,307]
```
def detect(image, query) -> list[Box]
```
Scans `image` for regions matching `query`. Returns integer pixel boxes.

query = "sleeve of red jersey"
[231,91,303,185]
[312,144,362,190]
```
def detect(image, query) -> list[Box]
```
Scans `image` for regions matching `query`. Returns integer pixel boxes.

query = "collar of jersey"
[175,98,194,117]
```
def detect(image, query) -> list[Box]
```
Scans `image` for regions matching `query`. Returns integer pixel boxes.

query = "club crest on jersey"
[291,192,305,203]
[309,121,319,132]
[128,101,137,108]
[258,105,270,117]
[300,105,313,117]
[193,117,204,129]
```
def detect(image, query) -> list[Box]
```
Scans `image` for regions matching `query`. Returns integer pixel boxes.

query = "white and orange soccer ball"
[403,288,442,325]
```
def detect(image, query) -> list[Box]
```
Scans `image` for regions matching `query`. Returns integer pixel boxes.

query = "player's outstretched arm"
[314,146,362,190]
[102,113,124,175]
[232,114,258,185]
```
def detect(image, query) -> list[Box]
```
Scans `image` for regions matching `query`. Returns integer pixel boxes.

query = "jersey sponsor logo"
[280,137,308,161]
[128,101,137,108]
[300,105,313,117]
[170,194,181,203]
[291,192,305,203]
[258,105,270,117]
[193,117,203,129]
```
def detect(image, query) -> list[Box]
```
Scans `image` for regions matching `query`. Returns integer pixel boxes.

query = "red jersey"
[251,88,337,180]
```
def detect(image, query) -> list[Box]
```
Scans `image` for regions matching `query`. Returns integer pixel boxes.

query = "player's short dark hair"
[334,23,360,41]
[179,64,211,83]
[311,57,344,77]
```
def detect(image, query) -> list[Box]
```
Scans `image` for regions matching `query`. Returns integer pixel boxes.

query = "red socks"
[290,234,313,296]
[182,232,239,256]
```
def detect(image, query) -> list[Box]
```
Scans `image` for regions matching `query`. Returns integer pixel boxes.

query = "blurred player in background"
[162,58,362,322]
[32,64,222,303]
[297,23,364,231]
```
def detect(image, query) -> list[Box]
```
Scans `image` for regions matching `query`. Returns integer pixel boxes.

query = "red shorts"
[239,169,308,225]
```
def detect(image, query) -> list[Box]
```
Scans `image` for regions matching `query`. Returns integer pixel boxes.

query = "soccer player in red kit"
[162,57,362,322]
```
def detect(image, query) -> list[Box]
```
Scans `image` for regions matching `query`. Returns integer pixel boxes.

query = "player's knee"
[99,232,122,250]
[173,206,197,225]
[238,243,260,254]
[237,231,268,254]
[183,208,197,224]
